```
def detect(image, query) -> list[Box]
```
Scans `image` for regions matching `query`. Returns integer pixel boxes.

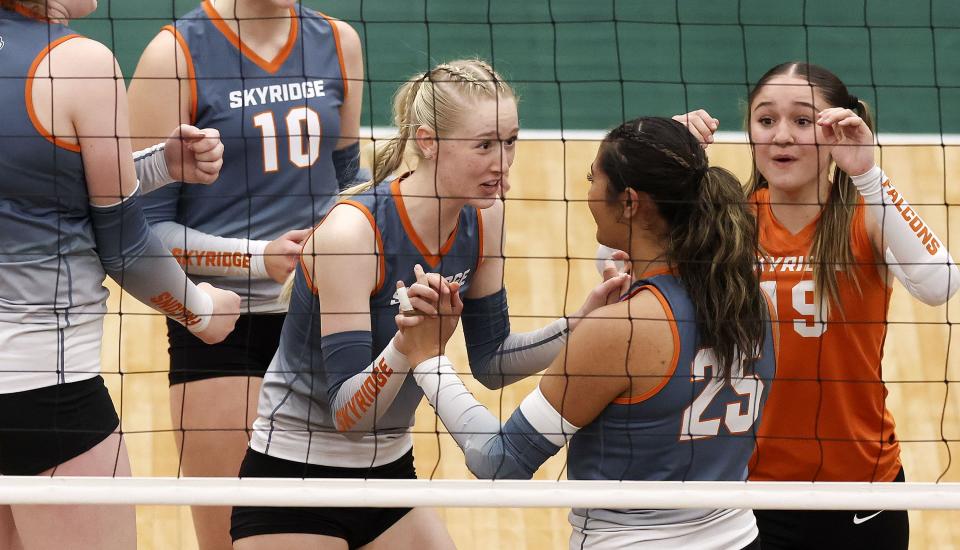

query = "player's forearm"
[152,221,270,279]
[90,186,213,333]
[133,143,174,194]
[412,356,575,479]
[463,289,569,389]
[325,333,412,440]
[853,166,960,305]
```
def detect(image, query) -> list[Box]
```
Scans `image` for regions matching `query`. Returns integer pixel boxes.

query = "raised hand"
[164,124,224,184]
[264,228,313,283]
[672,109,719,148]
[569,271,631,331]
[817,107,875,177]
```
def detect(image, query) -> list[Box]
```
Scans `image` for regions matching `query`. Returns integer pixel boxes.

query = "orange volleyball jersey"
[749,188,901,482]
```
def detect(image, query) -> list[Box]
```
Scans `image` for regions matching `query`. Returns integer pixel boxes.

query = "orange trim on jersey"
[319,13,349,100]
[202,0,299,75]
[162,25,198,125]
[475,209,484,271]
[391,178,460,269]
[636,266,674,280]
[333,200,385,295]
[297,248,317,293]
[8,3,47,20]
[761,284,781,362]
[25,34,82,152]
[613,284,680,405]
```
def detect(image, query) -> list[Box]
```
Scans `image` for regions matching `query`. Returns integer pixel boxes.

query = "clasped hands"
[392,264,463,365]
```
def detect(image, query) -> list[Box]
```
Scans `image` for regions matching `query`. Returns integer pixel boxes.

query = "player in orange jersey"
[680,62,959,549]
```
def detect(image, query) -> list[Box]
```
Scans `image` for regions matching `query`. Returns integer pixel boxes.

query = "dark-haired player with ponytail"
[400,116,777,550]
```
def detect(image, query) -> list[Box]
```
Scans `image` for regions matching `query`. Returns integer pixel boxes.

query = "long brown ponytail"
[599,117,766,379]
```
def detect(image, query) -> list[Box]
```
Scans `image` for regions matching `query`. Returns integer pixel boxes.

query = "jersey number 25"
[679,348,765,440]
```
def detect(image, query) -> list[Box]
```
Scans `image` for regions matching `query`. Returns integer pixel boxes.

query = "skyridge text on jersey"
[228,79,326,109]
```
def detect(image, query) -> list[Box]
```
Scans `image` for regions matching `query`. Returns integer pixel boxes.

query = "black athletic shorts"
[167,313,285,386]
[755,468,909,550]
[0,376,119,475]
[231,448,417,548]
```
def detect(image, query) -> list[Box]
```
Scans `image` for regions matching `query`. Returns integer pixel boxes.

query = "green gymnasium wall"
[72,0,960,134]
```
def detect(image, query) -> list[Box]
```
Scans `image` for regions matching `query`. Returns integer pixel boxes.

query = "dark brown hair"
[599,117,766,378]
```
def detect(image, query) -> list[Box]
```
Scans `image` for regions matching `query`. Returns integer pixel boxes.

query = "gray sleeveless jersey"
[567,275,776,548]
[142,2,347,311]
[0,10,108,392]
[251,178,482,467]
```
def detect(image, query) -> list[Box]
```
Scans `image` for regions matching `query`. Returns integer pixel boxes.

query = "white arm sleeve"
[133,143,173,194]
[152,221,270,279]
[852,166,960,305]
[594,244,625,275]
[413,356,578,479]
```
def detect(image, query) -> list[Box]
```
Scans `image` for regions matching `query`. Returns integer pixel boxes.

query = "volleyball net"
[6,1,960,549]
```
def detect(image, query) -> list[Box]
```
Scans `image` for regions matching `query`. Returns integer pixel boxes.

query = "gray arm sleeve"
[133,143,173,194]
[463,288,569,389]
[90,187,212,331]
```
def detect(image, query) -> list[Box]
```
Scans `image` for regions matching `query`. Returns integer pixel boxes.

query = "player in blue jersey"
[0,0,240,548]
[232,58,627,550]
[127,1,363,547]
[400,117,778,549]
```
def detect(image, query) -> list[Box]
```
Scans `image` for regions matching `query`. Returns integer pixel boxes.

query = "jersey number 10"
[252,107,322,172]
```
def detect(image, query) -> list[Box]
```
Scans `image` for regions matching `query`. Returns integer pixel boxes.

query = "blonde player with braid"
[233,58,625,549]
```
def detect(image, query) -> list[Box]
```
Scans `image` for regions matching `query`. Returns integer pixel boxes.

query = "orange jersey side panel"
[749,188,901,482]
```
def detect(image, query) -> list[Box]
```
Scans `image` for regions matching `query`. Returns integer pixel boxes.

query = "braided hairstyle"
[1,0,44,16]
[599,117,766,380]
[343,59,515,195]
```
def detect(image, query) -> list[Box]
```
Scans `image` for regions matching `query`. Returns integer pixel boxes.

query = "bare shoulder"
[132,28,183,78]
[330,19,361,49]
[303,202,379,286]
[311,202,376,254]
[567,288,673,378]
[329,19,363,79]
[558,300,632,376]
[46,36,118,78]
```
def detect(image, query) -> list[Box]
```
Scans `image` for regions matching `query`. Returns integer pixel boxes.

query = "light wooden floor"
[100,140,960,549]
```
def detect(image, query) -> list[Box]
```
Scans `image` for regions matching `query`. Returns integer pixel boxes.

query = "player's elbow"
[333,417,367,441]
[464,446,533,480]
[467,352,507,390]
[473,371,507,391]
[909,265,960,306]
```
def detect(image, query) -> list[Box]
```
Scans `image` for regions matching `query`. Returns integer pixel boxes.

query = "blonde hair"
[281,60,516,304]
[342,58,516,196]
